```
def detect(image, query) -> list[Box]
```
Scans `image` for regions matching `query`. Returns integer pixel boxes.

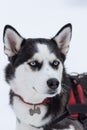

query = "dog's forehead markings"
[32,43,57,62]
[37,43,50,55]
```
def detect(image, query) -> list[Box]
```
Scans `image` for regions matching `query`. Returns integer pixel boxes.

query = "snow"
[0,0,87,130]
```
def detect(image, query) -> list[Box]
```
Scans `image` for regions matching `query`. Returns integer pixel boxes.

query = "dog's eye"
[50,60,60,69]
[53,61,60,66]
[28,61,43,70]
[28,61,38,67]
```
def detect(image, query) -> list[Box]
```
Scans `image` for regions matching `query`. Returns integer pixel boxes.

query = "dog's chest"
[12,96,51,127]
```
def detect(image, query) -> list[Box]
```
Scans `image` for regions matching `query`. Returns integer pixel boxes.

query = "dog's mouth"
[32,87,57,97]
[47,90,57,95]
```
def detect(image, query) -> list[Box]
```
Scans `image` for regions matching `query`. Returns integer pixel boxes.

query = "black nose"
[47,78,59,89]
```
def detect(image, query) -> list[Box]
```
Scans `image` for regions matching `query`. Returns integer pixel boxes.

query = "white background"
[0,0,87,130]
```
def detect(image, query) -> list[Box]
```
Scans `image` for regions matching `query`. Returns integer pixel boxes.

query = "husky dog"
[3,24,87,130]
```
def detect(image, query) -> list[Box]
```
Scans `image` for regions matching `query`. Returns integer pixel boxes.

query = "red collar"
[13,93,49,106]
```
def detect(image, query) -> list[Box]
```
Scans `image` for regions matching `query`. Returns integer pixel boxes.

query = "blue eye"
[29,61,37,67]
[28,61,43,70]
[50,60,60,69]
[53,61,60,66]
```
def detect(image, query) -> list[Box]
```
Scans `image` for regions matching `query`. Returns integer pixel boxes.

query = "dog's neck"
[10,91,49,105]
[10,90,50,116]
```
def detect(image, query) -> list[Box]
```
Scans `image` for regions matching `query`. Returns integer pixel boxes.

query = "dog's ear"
[53,23,72,55]
[3,25,23,57]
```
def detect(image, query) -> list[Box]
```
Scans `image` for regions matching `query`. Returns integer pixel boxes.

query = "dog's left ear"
[3,25,23,57]
[53,23,72,55]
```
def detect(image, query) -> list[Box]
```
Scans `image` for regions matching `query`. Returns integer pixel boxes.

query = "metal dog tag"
[29,106,41,116]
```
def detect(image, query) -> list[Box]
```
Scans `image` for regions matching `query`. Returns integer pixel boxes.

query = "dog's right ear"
[3,25,23,57]
[53,23,72,56]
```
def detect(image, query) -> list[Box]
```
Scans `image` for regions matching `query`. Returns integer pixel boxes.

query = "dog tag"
[29,106,41,116]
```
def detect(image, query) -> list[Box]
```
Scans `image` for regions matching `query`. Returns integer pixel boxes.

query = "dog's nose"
[47,78,59,89]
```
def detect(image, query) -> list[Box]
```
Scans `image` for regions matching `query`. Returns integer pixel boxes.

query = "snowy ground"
[0,0,87,130]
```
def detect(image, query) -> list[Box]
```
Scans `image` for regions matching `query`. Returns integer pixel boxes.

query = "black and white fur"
[3,24,87,130]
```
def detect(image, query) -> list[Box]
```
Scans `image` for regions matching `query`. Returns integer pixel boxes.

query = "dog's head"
[3,24,72,103]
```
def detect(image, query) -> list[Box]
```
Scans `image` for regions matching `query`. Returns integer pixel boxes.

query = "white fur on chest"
[13,96,51,128]
[16,121,44,130]
[63,125,75,130]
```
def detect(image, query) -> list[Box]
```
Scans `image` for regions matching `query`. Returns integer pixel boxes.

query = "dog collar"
[10,91,49,116]
[10,90,49,106]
